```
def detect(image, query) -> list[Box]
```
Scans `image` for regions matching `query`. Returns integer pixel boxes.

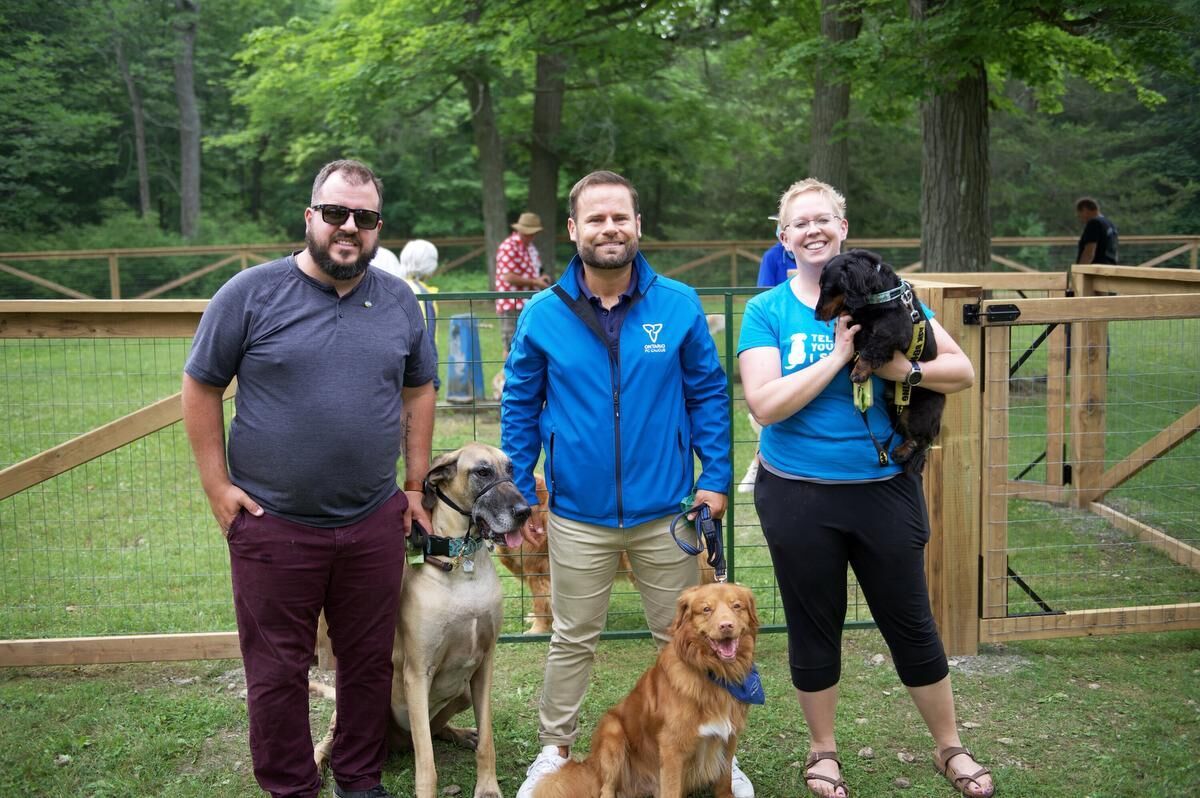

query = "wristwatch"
[904,361,923,387]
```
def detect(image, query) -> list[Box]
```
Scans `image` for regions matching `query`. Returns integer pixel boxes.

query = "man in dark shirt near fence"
[1075,197,1119,265]
[182,158,436,798]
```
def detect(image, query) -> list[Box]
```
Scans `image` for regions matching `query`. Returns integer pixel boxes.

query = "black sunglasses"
[311,204,381,229]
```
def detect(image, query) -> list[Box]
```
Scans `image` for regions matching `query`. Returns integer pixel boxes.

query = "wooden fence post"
[108,253,121,299]
[1069,272,1108,507]
[915,282,983,655]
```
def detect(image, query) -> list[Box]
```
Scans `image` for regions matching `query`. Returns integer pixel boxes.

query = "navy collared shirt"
[578,268,636,358]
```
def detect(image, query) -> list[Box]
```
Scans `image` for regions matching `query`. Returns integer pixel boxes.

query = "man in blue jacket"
[502,170,752,798]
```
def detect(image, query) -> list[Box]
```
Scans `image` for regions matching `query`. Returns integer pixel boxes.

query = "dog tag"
[407,549,425,566]
[462,556,475,573]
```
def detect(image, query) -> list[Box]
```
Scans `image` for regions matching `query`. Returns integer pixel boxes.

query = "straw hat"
[511,212,543,234]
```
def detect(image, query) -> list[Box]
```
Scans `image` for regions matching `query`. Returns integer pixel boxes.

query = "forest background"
[3,0,1199,281]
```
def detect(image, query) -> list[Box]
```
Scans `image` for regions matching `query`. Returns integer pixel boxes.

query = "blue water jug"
[446,313,485,404]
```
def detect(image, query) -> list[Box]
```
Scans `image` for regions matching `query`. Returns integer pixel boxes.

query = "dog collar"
[866,280,912,306]
[709,663,765,705]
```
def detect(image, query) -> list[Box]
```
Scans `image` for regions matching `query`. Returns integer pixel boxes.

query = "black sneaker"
[332,784,394,798]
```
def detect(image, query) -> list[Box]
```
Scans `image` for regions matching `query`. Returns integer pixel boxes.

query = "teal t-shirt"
[737,281,906,481]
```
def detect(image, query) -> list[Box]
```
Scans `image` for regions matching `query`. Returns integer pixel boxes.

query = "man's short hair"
[311,159,384,208]
[1075,197,1100,212]
[778,178,846,223]
[568,170,640,219]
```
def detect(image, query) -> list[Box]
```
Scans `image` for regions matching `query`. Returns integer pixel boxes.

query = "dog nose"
[719,619,735,633]
[512,501,531,526]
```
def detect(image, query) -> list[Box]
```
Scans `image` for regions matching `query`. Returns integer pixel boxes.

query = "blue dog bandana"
[710,663,766,705]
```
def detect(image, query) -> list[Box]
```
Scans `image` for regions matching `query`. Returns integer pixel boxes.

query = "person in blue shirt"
[740,217,796,493]
[502,170,754,798]
[756,216,795,288]
[737,178,994,798]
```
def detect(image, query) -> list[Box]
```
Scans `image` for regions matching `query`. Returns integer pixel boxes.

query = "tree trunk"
[916,60,991,272]
[910,0,990,272]
[115,36,151,217]
[173,0,201,239]
[249,134,268,221]
[809,0,862,192]
[460,72,508,285]
[528,52,567,277]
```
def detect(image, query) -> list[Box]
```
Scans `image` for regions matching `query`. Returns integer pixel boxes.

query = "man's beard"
[306,230,377,281]
[578,237,639,270]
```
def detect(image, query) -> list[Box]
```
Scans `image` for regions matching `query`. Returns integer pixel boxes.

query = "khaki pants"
[538,511,698,746]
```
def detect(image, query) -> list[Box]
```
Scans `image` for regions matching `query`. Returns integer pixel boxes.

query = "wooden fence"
[2,235,1197,299]
[1,268,1197,666]
[0,283,984,665]
[962,266,1200,644]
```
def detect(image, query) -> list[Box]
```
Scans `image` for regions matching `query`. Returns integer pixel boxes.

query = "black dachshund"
[814,248,944,473]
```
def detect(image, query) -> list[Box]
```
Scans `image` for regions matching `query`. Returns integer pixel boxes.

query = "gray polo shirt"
[185,255,436,527]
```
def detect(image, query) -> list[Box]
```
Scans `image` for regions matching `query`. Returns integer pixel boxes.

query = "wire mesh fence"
[0,287,903,654]
[986,312,1200,626]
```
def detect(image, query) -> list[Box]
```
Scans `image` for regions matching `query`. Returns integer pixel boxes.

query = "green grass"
[1,628,1196,796]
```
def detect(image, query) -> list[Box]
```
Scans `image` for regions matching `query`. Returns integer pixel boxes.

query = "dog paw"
[472,782,502,798]
[436,725,479,750]
[892,441,917,462]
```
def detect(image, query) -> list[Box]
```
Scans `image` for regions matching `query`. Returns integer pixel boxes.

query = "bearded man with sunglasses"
[183,159,436,798]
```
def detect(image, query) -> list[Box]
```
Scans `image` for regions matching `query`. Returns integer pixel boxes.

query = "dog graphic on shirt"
[786,333,809,368]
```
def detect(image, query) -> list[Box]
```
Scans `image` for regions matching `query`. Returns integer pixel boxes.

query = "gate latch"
[963,303,1021,325]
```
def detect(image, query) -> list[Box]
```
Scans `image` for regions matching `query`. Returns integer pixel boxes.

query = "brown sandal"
[934,746,994,796]
[804,750,850,797]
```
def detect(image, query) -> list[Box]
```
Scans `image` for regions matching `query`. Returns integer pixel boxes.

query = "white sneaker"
[516,745,568,798]
[731,755,755,798]
[737,458,760,494]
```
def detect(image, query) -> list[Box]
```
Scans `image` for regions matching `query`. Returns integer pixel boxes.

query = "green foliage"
[0,2,121,227]
[5,0,1200,257]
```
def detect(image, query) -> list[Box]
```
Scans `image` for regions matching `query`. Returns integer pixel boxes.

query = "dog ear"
[741,586,760,632]
[671,586,699,634]
[422,450,459,513]
[842,255,873,313]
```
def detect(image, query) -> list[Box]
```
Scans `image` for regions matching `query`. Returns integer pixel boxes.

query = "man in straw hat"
[494,211,552,396]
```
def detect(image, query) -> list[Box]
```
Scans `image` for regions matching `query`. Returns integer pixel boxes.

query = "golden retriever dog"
[313,443,532,798]
[493,478,715,634]
[492,475,634,634]
[533,582,760,798]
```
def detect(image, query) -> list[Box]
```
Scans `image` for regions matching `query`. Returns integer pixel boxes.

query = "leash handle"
[669,503,727,582]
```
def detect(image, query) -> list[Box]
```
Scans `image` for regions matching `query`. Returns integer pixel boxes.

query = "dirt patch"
[948,647,1031,676]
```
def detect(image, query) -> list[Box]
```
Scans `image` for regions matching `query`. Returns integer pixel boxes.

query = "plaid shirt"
[494,232,542,313]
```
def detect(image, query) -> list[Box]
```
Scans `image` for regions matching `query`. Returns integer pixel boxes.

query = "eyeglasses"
[784,215,841,232]
[311,204,382,229]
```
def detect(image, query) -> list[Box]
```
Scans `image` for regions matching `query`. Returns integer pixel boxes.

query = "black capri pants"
[755,466,948,692]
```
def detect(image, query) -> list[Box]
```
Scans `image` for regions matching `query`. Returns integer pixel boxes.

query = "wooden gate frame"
[975,267,1200,643]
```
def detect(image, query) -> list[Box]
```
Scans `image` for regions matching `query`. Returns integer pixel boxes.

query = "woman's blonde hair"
[777,178,846,226]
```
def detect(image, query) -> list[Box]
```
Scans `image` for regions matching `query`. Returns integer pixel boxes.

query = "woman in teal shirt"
[737,178,993,798]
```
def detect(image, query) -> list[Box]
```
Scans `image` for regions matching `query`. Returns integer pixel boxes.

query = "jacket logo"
[642,323,663,343]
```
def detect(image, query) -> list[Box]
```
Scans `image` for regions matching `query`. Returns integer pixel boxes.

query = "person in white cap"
[372,241,441,390]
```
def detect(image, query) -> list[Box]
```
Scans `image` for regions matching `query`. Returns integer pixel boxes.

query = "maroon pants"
[227,490,407,798]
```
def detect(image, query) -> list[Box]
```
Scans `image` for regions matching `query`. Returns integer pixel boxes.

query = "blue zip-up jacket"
[500,252,731,528]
